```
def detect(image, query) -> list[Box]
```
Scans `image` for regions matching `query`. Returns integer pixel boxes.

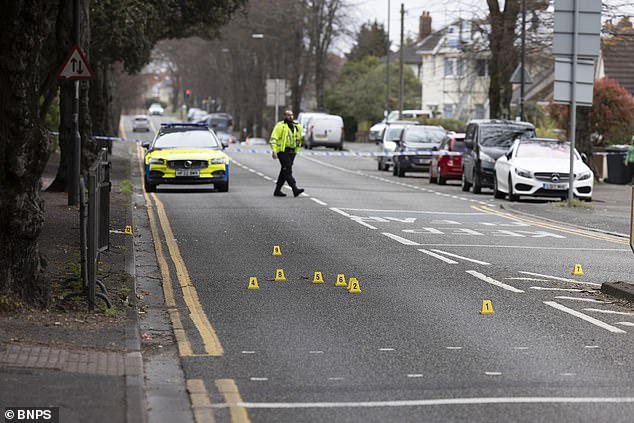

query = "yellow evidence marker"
[335,274,347,287]
[313,271,324,284]
[247,277,259,290]
[275,269,286,281]
[348,278,361,294]
[124,225,133,235]
[480,300,495,315]
[272,245,282,256]
[571,264,584,276]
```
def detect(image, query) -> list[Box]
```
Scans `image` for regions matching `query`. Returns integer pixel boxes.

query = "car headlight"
[514,167,532,178]
[479,151,495,164]
[210,157,228,164]
[576,171,592,181]
[148,158,164,164]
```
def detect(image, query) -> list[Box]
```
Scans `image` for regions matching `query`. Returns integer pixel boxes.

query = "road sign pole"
[567,0,578,206]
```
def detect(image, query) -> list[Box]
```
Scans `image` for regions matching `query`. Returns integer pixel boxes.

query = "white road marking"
[430,249,490,265]
[337,208,485,215]
[616,322,634,327]
[308,351,324,354]
[529,287,583,292]
[351,217,378,229]
[466,271,525,293]
[250,377,269,381]
[560,373,577,376]
[446,347,463,350]
[513,347,529,350]
[407,374,424,378]
[485,372,502,376]
[418,249,458,264]
[328,377,344,381]
[543,301,627,333]
[554,296,606,303]
[210,396,634,409]
[382,233,420,246]
[584,345,600,349]
[330,207,352,217]
[263,176,273,181]
[415,244,630,251]
[379,348,395,352]
[310,198,328,206]
[509,277,553,281]
[583,309,634,316]
[241,351,256,354]
[519,271,601,287]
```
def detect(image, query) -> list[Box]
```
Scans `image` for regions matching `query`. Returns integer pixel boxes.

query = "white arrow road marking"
[616,322,634,327]
[430,249,490,265]
[519,271,601,287]
[382,233,421,245]
[466,271,525,293]
[544,301,626,333]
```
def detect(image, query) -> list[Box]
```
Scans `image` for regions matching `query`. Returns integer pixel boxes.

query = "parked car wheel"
[429,167,437,184]
[473,170,482,194]
[144,178,156,193]
[396,164,405,177]
[216,181,229,192]
[508,176,519,201]
[461,171,471,192]
[392,162,398,176]
[437,166,446,185]
[493,175,505,199]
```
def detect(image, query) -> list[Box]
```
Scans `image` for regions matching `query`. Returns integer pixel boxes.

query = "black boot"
[292,188,304,197]
[274,187,286,197]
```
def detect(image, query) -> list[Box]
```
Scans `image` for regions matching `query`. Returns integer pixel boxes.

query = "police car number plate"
[176,170,199,177]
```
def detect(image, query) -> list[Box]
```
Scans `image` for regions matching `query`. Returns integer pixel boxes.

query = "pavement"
[0,138,633,422]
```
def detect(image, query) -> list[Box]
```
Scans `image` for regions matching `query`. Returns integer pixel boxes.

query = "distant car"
[493,138,593,201]
[392,125,446,177]
[241,137,268,146]
[304,114,344,150]
[132,115,151,132]
[148,103,164,116]
[377,121,419,171]
[187,108,202,121]
[369,109,433,144]
[429,133,467,184]
[142,122,229,192]
[297,112,328,139]
[462,119,536,193]
[189,109,208,123]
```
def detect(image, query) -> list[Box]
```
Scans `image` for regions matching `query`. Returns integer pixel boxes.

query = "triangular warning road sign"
[56,45,94,81]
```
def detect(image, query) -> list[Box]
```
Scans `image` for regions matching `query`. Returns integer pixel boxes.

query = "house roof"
[379,46,421,65]
[601,37,634,96]
[416,31,444,53]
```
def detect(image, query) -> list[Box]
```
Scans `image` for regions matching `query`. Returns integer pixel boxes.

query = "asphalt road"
[126,116,634,423]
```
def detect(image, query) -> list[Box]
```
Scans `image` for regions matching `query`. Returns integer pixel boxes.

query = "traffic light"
[185,89,191,102]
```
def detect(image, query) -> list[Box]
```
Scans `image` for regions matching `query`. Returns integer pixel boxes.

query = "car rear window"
[451,140,467,152]
[153,131,221,149]
[479,125,535,148]
[402,127,445,144]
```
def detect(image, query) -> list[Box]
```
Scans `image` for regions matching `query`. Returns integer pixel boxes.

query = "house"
[415,12,490,120]
[596,17,634,96]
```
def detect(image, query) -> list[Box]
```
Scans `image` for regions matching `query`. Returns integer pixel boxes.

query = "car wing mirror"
[141,141,150,149]
[581,152,588,163]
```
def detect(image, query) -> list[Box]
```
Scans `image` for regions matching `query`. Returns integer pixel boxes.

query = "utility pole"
[520,0,526,121]
[385,0,391,120]
[398,3,405,119]
[69,0,81,206]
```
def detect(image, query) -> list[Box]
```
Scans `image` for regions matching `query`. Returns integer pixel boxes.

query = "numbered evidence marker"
[248,277,259,290]
[335,274,347,287]
[124,225,133,235]
[571,264,584,276]
[480,300,495,315]
[272,245,282,256]
[347,278,361,294]
[274,269,286,281]
[313,271,324,284]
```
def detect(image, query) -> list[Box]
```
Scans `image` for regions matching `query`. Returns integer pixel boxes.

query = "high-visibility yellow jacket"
[269,121,302,153]
[626,143,634,164]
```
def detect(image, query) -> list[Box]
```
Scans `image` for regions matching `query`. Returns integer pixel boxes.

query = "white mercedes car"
[493,138,593,201]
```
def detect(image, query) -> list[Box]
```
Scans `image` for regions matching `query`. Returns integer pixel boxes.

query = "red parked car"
[429,133,466,184]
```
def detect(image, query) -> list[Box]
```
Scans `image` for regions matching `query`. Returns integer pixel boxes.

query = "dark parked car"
[392,125,446,177]
[429,132,467,184]
[461,120,535,193]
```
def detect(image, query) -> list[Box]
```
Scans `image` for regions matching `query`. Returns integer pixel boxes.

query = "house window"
[444,58,464,78]
[475,104,486,119]
[443,103,455,118]
[476,59,489,77]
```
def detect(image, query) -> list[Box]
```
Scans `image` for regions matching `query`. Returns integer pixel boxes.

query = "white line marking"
[328,377,344,381]
[560,373,577,376]
[310,198,328,206]
[418,249,458,264]
[519,271,601,287]
[466,270,525,293]
[485,372,502,376]
[382,233,420,246]
[211,397,634,409]
[513,347,529,350]
[241,351,256,354]
[337,208,485,215]
[308,351,324,354]
[508,278,550,282]
[554,296,606,303]
[543,301,627,333]
[250,377,269,381]
[407,374,424,378]
[583,309,634,316]
[430,249,490,265]
[584,345,600,349]
[616,322,634,327]
[351,217,377,230]
[379,348,395,352]
[415,245,630,251]
[263,176,273,181]
[446,347,463,350]
[529,287,583,292]
[330,207,352,217]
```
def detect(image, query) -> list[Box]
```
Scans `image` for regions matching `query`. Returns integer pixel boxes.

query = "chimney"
[419,11,432,40]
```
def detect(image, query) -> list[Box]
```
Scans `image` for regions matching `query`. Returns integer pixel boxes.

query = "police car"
[142,123,230,192]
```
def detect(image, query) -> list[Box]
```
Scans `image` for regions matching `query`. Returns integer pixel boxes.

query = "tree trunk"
[0,1,56,306]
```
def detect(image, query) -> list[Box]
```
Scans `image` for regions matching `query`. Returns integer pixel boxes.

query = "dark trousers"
[275,149,298,191]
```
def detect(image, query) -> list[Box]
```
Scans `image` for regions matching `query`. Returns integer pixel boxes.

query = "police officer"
[269,110,304,197]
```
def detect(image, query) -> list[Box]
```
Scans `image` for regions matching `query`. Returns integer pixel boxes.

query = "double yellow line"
[473,204,629,245]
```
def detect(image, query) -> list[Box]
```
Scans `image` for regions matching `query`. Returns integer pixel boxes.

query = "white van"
[304,114,344,150]
[369,109,433,143]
